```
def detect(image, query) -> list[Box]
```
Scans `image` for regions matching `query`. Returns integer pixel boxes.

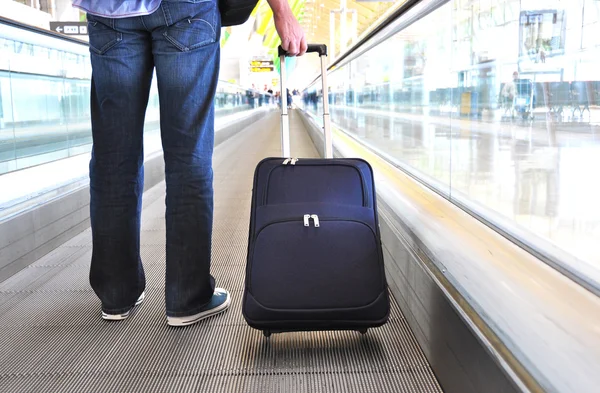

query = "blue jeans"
[87,0,220,317]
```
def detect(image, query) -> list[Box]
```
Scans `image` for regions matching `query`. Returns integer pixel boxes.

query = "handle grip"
[278,44,328,57]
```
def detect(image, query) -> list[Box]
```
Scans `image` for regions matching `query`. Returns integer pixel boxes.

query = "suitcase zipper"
[282,158,299,165]
[311,214,320,227]
[303,214,310,226]
[303,214,320,227]
[254,216,374,238]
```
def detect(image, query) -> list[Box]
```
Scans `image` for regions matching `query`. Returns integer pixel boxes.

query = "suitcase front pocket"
[263,164,368,207]
[248,217,384,311]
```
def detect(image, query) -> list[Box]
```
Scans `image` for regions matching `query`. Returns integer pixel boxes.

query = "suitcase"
[242,44,390,337]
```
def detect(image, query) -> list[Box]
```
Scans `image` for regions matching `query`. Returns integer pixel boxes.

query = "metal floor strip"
[0,111,443,393]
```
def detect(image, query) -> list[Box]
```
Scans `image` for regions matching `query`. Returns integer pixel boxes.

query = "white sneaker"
[102,291,145,321]
[167,288,231,327]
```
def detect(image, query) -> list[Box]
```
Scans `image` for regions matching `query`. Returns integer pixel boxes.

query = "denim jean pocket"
[163,1,220,52]
[87,15,123,55]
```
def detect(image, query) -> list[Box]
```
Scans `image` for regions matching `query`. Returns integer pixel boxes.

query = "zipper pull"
[304,214,310,227]
[311,214,320,227]
[282,158,290,165]
[291,158,299,165]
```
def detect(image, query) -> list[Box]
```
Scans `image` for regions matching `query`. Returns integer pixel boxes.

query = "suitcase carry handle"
[278,43,332,159]
[278,44,328,57]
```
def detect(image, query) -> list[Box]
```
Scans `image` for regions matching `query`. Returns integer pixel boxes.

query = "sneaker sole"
[167,294,231,327]
[102,292,145,321]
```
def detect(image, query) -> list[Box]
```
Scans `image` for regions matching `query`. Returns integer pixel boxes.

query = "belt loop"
[140,15,149,31]
[161,2,171,26]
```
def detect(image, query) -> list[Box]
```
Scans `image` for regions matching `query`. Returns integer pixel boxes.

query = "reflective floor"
[324,105,600,269]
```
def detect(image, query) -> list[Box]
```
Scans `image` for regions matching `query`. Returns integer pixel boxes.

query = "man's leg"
[87,14,153,316]
[147,0,225,319]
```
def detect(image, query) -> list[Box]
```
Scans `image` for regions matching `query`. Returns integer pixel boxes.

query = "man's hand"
[267,0,307,56]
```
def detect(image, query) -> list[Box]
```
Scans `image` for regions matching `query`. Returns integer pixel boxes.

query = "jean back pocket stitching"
[163,18,216,51]
[163,32,186,51]
[189,18,216,38]
[90,32,122,55]
[163,32,214,51]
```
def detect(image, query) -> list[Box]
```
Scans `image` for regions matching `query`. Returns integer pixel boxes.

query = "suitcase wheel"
[358,329,368,335]
[263,330,272,338]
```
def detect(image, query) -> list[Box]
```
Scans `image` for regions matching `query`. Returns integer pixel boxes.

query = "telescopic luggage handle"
[278,44,332,159]
[278,44,328,57]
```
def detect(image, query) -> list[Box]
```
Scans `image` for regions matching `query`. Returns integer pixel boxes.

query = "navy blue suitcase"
[242,157,390,336]
[242,44,390,337]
